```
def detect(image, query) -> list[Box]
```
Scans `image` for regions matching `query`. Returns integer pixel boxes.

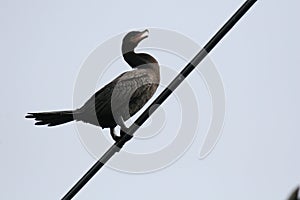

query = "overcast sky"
[0,0,299,199]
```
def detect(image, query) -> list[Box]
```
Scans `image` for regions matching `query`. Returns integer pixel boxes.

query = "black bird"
[26,29,160,141]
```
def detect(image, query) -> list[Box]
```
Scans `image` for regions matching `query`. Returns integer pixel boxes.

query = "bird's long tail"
[25,110,75,126]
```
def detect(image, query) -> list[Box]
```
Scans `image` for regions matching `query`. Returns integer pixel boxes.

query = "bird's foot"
[115,116,130,139]
[111,133,121,142]
[110,128,121,142]
[119,126,129,138]
[109,127,129,142]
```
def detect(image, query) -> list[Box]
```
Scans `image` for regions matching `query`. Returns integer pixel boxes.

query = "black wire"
[61,0,258,199]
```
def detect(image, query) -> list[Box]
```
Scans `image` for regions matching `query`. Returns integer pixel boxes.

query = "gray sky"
[0,0,299,199]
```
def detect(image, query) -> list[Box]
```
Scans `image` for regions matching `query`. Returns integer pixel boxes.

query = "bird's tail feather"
[25,110,74,126]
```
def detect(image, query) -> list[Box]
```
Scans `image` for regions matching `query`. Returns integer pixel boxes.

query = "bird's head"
[122,29,149,54]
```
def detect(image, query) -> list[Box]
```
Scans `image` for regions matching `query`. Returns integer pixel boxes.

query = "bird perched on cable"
[26,29,160,141]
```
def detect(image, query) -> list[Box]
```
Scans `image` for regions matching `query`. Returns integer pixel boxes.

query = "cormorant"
[26,29,160,141]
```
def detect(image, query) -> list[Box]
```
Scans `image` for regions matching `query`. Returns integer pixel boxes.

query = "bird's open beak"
[139,29,149,39]
[133,29,149,43]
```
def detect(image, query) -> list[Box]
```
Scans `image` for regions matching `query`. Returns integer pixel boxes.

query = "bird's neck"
[122,50,159,73]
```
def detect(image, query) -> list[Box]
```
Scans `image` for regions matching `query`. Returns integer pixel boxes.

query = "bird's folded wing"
[80,69,154,116]
[110,70,154,114]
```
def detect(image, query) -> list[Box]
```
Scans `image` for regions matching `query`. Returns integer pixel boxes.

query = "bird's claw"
[110,126,129,142]
[111,133,121,142]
